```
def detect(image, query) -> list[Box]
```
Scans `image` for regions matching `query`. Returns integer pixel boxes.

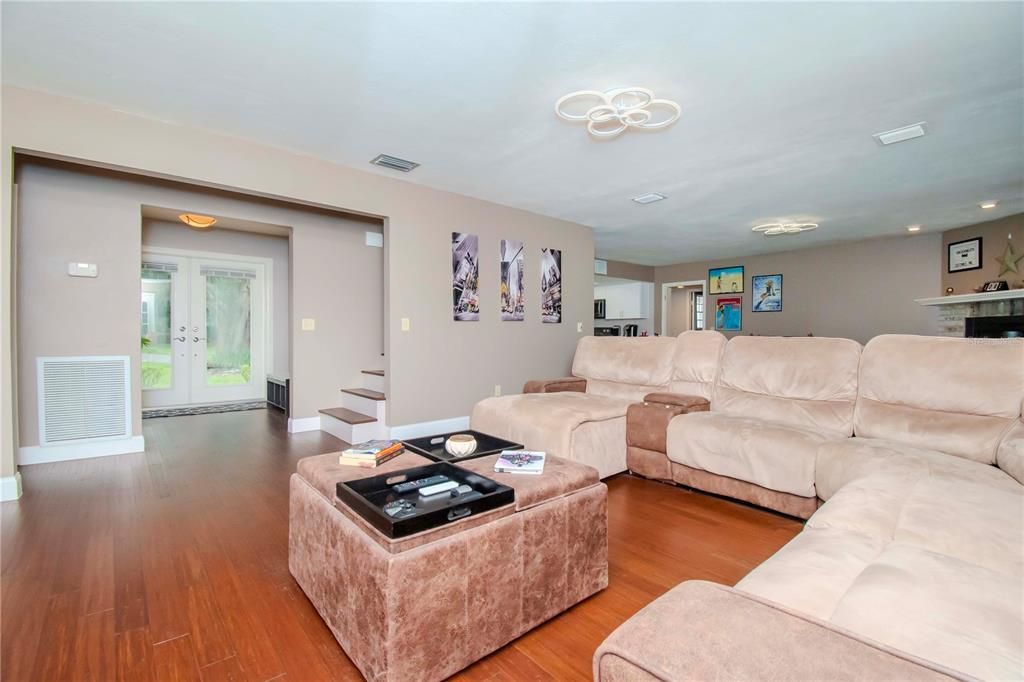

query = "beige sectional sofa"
[597,334,1024,681]
[471,332,725,478]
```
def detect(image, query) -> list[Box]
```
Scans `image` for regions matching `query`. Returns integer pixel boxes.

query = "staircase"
[319,370,388,443]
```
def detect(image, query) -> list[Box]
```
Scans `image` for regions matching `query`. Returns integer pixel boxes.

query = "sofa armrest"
[594,581,959,682]
[523,377,587,394]
[643,392,710,410]
[626,394,709,453]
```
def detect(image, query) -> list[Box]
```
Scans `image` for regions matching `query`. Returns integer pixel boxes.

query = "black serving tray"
[336,462,515,539]
[401,429,523,463]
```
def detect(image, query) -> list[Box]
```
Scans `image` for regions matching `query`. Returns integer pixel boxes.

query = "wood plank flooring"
[1,409,801,681]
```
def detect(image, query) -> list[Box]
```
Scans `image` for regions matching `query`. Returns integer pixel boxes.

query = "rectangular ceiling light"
[370,154,420,172]
[873,122,928,146]
[632,192,666,205]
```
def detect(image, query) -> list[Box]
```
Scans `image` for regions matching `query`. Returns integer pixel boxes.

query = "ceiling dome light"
[979,200,999,209]
[555,87,680,139]
[906,225,922,232]
[178,213,217,230]
[752,223,819,237]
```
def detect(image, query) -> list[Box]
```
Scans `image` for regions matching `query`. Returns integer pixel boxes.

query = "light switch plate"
[494,385,501,397]
[577,322,583,333]
[400,318,410,332]
[68,262,98,278]
[301,318,316,331]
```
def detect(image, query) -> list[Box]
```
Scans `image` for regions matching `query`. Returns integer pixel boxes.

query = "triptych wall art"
[451,233,562,323]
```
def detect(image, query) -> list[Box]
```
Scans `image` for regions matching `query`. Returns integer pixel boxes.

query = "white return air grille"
[38,356,131,445]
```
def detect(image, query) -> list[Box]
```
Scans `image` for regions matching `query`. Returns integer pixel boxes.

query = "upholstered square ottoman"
[288,451,608,682]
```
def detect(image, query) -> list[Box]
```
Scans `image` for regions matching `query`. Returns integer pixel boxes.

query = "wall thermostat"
[68,262,98,278]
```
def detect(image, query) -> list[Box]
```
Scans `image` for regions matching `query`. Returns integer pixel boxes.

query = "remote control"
[382,499,417,518]
[392,474,450,494]
[418,480,459,497]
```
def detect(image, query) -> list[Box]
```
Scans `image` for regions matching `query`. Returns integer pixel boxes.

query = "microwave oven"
[594,299,606,319]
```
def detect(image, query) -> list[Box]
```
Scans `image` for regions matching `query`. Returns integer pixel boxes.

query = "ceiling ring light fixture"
[555,87,681,139]
[752,222,819,237]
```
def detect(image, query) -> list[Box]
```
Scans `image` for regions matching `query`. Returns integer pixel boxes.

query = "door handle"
[193,337,206,343]
[174,336,186,342]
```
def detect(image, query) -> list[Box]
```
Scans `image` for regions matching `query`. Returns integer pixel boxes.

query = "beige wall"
[142,219,291,374]
[654,234,941,343]
[942,213,1023,293]
[2,86,594,476]
[604,259,655,282]
[15,160,384,447]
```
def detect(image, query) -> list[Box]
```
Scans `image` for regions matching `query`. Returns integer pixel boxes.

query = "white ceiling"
[3,2,1022,265]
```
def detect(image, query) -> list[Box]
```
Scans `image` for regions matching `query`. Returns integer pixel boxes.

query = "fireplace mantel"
[916,289,1024,306]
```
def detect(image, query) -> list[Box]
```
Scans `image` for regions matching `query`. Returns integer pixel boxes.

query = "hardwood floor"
[1,409,801,681]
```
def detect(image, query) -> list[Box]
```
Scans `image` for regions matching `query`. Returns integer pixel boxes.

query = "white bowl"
[445,434,478,457]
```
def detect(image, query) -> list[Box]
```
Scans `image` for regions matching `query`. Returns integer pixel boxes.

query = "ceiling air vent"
[873,122,928,146]
[370,154,420,172]
[38,356,131,445]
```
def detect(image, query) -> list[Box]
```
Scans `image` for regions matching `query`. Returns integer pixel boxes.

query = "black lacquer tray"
[336,462,515,538]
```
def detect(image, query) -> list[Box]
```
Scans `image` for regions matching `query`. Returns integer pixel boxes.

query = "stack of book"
[339,439,405,468]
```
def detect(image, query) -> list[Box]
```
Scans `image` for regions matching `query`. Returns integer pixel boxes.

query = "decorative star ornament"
[996,240,1024,277]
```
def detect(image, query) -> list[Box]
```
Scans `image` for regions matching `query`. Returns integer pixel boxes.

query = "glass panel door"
[142,252,267,407]
[189,258,265,404]
[141,257,190,407]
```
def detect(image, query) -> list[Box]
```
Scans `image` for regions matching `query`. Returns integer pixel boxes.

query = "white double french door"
[141,250,267,408]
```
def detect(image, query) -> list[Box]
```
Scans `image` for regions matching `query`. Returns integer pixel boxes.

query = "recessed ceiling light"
[873,122,928,146]
[906,225,922,233]
[979,200,998,209]
[556,87,681,139]
[752,222,818,236]
[632,192,666,205]
[178,213,217,230]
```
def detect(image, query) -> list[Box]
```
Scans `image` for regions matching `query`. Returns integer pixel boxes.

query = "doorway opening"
[661,280,706,336]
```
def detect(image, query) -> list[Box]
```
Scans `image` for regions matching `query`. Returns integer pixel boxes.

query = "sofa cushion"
[739,437,1024,681]
[572,336,676,401]
[471,392,632,477]
[854,335,1024,464]
[713,336,862,436]
[667,330,726,397]
[830,544,1023,682]
[815,436,1020,502]
[666,412,838,497]
[997,419,1024,485]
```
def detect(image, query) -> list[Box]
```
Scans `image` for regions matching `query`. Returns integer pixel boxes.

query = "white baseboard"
[287,416,322,433]
[388,416,470,440]
[0,472,22,501]
[18,435,146,466]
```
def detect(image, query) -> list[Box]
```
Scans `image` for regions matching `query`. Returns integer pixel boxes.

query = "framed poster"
[715,296,742,331]
[452,232,479,321]
[540,248,562,323]
[709,265,744,294]
[751,274,782,312]
[948,237,982,273]
[500,239,525,321]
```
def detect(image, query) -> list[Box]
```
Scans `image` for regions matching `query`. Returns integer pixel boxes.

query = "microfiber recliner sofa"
[471,331,726,479]
[597,334,1024,681]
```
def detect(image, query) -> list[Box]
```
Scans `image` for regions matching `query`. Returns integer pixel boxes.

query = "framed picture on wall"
[452,232,480,321]
[751,274,782,312]
[715,296,742,331]
[948,237,982,273]
[709,265,744,294]
[540,248,562,323]
[500,239,525,321]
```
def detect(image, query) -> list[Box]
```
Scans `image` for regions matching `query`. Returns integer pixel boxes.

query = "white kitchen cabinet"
[595,282,649,320]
